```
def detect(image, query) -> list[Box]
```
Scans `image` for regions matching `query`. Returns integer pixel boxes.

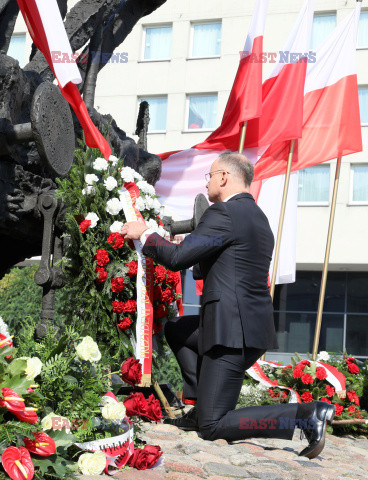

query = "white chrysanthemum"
[152,198,162,214]
[76,336,101,363]
[93,157,109,171]
[85,212,99,228]
[0,317,10,337]
[317,351,330,362]
[101,402,126,421]
[104,176,118,191]
[17,356,43,380]
[82,185,95,195]
[146,218,159,231]
[106,198,123,216]
[120,167,136,183]
[144,196,155,210]
[136,180,155,196]
[109,155,119,166]
[85,174,99,185]
[78,451,106,476]
[109,221,124,233]
[134,171,143,181]
[135,196,146,211]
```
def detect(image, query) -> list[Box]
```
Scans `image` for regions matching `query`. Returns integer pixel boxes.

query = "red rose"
[348,363,360,374]
[126,261,138,278]
[348,404,356,413]
[301,373,314,385]
[95,267,107,283]
[154,304,168,320]
[120,357,142,386]
[107,232,125,249]
[154,266,167,283]
[162,287,174,304]
[112,301,125,314]
[301,392,313,403]
[123,392,148,417]
[79,219,91,233]
[145,394,163,422]
[153,322,163,335]
[23,432,56,457]
[127,445,162,470]
[95,249,109,266]
[292,367,303,379]
[347,390,360,406]
[344,356,356,364]
[316,367,327,380]
[334,403,344,416]
[166,270,180,287]
[118,317,132,331]
[326,385,335,398]
[153,285,163,301]
[112,277,125,293]
[320,397,331,404]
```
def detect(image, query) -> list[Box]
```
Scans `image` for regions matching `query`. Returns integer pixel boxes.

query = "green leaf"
[63,375,78,385]
[2,374,32,395]
[48,429,76,449]
[6,358,27,376]
[32,455,74,477]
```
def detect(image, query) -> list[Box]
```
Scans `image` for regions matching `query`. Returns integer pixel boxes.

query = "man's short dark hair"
[218,152,254,187]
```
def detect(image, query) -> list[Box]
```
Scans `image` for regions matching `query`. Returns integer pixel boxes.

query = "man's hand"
[121,221,148,240]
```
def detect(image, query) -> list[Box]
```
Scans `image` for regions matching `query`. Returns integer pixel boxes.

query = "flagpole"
[312,158,342,360]
[238,121,248,153]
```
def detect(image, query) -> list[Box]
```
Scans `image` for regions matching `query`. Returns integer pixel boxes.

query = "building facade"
[10,0,368,360]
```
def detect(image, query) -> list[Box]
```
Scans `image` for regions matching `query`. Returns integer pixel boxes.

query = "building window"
[186,94,217,130]
[139,97,167,132]
[143,25,172,60]
[358,86,368,125]
[311,13,336,50]
[358,10,368,48]
[8,34,26,67]
[190,22,221,58]
[350,165,368,203]
[298,165,330,204]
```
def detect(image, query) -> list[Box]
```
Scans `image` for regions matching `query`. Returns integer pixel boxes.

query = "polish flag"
[16,0,111,159]
[253,2,363,181]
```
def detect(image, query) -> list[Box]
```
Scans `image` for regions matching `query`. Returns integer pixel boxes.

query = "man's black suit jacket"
[142,193,278,355]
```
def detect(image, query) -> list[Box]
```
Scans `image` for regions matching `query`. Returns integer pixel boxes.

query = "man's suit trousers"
[165,315,298,442]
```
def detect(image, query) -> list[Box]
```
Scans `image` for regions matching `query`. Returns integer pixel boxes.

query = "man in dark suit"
[121,152,335,459]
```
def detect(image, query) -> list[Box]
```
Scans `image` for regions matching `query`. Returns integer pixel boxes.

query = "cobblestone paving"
[80,422,368,480]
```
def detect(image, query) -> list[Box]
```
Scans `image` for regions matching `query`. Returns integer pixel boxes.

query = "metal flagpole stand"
[312,158,342,360]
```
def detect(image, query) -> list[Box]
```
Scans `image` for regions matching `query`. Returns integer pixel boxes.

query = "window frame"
[188,20,222,60]
[349,163,368,205]
[357,9,368,50]
[137,95,168,134]
[141,23,172,62]
[297,164,331,207]
[8,33,27,68]
[184,93,218,133]
[310,11,337,51]
[358,85,368,126]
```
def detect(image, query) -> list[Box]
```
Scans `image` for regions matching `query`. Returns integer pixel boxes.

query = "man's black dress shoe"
[299,401,336,459]
[163,406,199,432]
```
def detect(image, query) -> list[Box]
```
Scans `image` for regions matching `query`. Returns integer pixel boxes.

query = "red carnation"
[120,357,142,386]
[95,249,109,266]
[162,287,174,304]
[166,270,180,287]
[112,277,125,293]
[284,365,292,369]
[126,261,138,277]
[299,360,311,368]
[153,322,163,335]
[112,301,125,314]
[316,366,327,380]
[123,300,137,313]
[154,304,168,320]
[348,404,356,413]
[107,232,125,249]
[145,394,163,422]
[348,363,360,374]
[320,397,331,404]
[292,367,303,379]
[301,392,313,403]
[334,403,344,416]
[95,267,108,283]
[268,388,278,398]
[347,390,360,406]
[127,445,162,470]
[123,392,148,417]
[326,385,335,398]
[154,266,167,283]
[79,219,91,233]
[344,356,356,364]
[153,285,163,301]
[301,373,314,385]
[118,317,132,331]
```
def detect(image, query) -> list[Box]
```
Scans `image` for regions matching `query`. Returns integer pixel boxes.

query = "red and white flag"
[16,0,111,159]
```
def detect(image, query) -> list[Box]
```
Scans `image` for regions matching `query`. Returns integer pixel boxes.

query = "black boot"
[163,406,199,431]
[298,401,335,459]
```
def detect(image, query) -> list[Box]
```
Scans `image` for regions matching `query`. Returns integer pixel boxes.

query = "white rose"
[109,221,124,233]
[78,451,106,476]
[120,167,136,183]
[85,174,99,185]
[76,336,101,363]
[93,157,109,171]
[136,180,155,196]
[41,412,70,432]
[82,186,95,195]
[18,356,43,380]
[85,212,99,228]
[101,402,126,421]
[109,155,119,166]
[104,176,118,192]
[135,196,146,211]
[317,351,330,362]
[106,198,123,215]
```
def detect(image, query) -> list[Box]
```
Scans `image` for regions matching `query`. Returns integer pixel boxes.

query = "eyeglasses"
[205,170,230,182]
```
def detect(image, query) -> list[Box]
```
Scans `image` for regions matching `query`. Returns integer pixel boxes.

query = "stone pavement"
[80,422,368,480]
